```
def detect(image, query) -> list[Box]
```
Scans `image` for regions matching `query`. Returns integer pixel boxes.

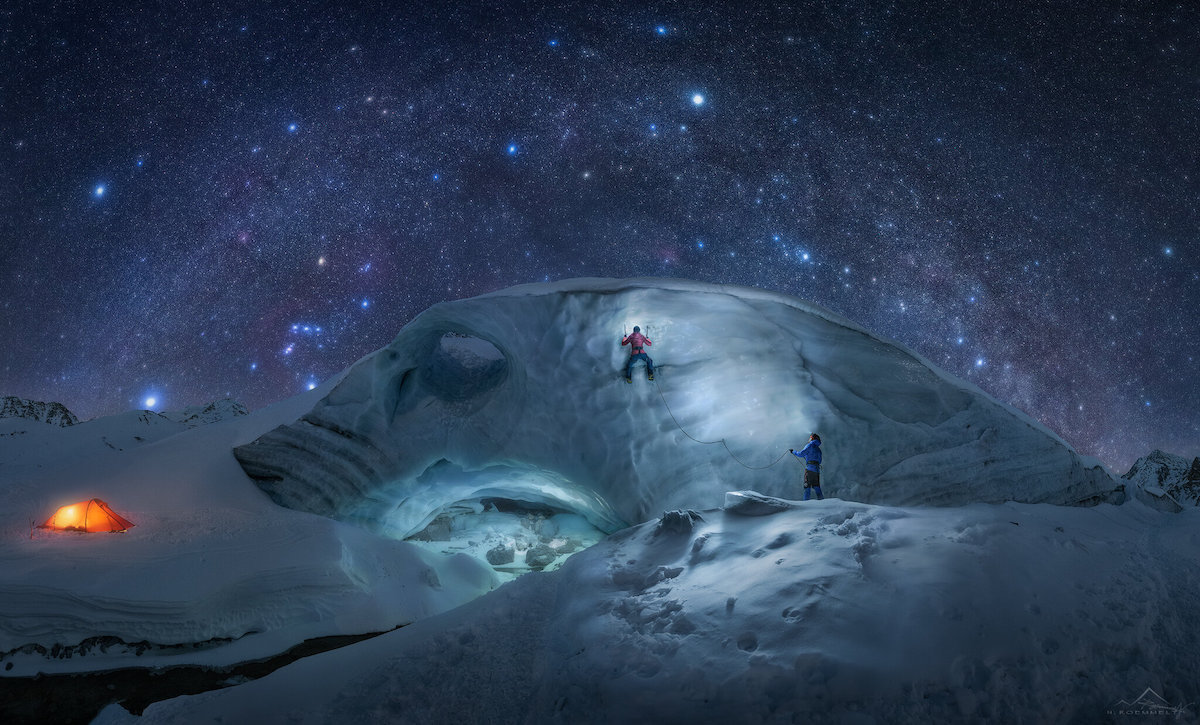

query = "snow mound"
[1123,450,1200,508]
[723,490,797,516]
[234,278,1114,546]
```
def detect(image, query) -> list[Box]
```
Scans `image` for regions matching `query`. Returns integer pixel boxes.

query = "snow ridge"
[159,399,250,428]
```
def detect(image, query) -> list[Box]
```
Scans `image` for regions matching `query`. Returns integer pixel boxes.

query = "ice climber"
[790,434,823,500]
[622,326,654,383]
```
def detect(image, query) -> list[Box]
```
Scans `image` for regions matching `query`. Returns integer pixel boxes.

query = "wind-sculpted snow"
[235,278,1114,538]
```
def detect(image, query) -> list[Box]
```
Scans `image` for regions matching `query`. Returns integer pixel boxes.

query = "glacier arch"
[235,278,1115,569]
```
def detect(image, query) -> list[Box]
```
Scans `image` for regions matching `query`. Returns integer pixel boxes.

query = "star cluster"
[2,1,1196,471]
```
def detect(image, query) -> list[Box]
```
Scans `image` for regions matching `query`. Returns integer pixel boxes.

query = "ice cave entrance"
[337,332,621,581]
[403,495,611,582]
[381,457,623,583]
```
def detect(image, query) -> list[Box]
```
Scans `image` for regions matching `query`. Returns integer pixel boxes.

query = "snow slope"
[235,278,1115,549]
[106,494,1200,724]
[0,387,494,676]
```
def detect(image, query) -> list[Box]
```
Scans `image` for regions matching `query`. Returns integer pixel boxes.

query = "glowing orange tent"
[39,498,135,533]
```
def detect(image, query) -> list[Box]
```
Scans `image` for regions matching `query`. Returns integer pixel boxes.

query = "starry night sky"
[2,1,1196,471]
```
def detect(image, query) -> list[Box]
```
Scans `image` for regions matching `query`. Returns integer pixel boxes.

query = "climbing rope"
[651,378,790,471]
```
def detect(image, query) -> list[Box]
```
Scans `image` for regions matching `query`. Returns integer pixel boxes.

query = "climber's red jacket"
[622,332,652,355]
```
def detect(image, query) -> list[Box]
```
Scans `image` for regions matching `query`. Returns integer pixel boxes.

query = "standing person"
[790,434,823,500]
[621,326,654,382]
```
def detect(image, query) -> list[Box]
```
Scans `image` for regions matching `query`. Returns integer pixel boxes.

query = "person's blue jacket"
[793,439,821,472]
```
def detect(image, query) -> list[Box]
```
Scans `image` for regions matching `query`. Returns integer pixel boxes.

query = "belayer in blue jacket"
[789,434,823,500]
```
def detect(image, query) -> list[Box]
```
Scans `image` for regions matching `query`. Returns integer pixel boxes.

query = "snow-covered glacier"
[7,278,1196,724]
[235,278,1115,546]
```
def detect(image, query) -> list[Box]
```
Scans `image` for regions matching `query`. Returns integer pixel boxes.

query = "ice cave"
[234,278,1114,578]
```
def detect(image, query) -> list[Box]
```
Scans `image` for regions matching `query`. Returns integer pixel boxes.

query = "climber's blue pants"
[626,353,654,379]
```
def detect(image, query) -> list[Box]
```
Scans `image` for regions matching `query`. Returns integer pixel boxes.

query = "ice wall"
[234,278,1114,534]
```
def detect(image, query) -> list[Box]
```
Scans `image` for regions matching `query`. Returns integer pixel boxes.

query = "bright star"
[692,93,705,106]
[361,299,370,309]
[144,396,157,409]
[507,144,518,156]
[288,122,298,133]
[656,25,668,35]
[94,185,106,197]
[975,358,985,368]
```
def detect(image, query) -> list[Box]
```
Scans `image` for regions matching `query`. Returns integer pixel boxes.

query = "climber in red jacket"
[622,326,654,383]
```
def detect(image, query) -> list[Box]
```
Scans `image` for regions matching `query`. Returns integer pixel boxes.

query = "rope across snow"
[650,377,790,471]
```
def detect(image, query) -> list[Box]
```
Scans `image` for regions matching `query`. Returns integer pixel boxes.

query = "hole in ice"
[369,461,623,582]
[404,496,608,582]
[422,332,507,402]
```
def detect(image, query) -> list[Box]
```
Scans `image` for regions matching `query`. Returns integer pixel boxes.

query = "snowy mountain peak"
[160,399,250,427]
[0,395,79,427]
[1122,449,1200,507]
[235,278,1115,550]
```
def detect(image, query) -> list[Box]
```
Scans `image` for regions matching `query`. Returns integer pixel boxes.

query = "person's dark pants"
[626,352,654,379]
[803,469,823,500]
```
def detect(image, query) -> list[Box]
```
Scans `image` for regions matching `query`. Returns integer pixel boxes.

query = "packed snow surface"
[105,494,1200,724]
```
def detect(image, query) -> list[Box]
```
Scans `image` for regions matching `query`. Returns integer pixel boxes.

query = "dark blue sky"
[2,1,1196,471]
